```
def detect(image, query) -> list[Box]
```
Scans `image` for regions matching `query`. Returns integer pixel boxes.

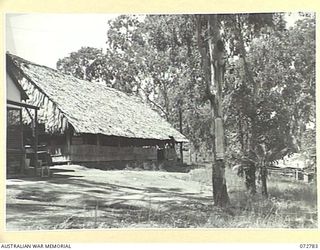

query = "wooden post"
[19,108,25,173]
[66,125,71,163]
[34,109,38,176]
[295,169,299,180]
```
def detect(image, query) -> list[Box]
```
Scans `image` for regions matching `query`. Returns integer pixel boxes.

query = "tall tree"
[195,14,230,206]
[56,13,315,204]
[225,15,315,196]
[223,13,279,195]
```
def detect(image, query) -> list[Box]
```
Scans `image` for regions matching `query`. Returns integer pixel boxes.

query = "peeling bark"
[196,14,230,207]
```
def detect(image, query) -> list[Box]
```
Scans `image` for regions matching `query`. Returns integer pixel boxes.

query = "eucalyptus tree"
[225,15,315,196]
[56,13,315,206]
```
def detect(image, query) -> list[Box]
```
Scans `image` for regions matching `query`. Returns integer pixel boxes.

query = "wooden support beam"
[7,99,39,110]
[34,109,38,176]
[19,108,25,173]
[66,125,71,162]
[25,107,33,120]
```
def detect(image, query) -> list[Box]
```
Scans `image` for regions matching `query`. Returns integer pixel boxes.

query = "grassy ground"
[6,164,317,230]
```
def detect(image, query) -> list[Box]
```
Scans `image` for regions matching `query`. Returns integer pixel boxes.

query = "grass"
[48,165,317,229]
[6,164,317,230]
[211,166,317,228]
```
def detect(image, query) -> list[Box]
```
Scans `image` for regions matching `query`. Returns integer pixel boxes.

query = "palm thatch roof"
[7,53,188,142]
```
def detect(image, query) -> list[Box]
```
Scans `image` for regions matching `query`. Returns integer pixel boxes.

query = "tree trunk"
[260,167,268,197]
[195,14,230,207]
[194,14,230,207]
[245,163,256,195]
[233,14,259,195]
[212,160,230,206]
[211,116,229,206]
[239,112,256,194]
[179,105,183,163]
[209,15,230,207]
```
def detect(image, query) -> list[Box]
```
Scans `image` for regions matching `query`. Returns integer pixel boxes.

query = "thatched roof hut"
[7,53,187,143]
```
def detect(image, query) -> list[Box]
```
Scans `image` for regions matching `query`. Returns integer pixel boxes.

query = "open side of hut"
[7,56,39,176]
[7,53,188,168]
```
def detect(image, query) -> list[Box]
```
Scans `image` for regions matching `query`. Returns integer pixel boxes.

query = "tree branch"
[234,14,258,98]
[138,87,169,120]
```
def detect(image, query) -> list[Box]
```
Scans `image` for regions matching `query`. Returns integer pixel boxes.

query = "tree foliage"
[56,13,315,202]
[225,15,315,195]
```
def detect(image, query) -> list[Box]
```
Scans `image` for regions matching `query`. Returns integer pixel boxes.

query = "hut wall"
[69,145,157,162]
[7,73,21,102]
[46,132,178,164]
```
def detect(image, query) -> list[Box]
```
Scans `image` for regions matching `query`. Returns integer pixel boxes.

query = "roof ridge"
[7,52,140,101]
[7,52,61,74]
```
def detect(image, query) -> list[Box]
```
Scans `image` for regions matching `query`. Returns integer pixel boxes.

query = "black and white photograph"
[5,12,316,230]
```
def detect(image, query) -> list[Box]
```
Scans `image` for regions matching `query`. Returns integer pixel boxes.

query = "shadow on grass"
[4,167,211,229]
[6,166,318,229]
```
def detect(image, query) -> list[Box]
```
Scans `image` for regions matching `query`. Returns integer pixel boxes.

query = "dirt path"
[6,165,213,230]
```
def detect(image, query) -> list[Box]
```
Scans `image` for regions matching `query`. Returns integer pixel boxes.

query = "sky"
[6,13,303,69]
[6,14,120,68]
